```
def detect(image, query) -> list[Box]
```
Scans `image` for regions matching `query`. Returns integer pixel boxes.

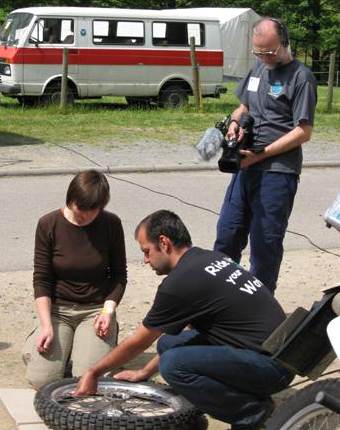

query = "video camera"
[197,113,262,173]
[217,114,254,173]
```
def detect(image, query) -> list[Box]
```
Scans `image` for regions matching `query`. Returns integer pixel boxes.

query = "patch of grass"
[312,86,340,141]
[0,82,339,146]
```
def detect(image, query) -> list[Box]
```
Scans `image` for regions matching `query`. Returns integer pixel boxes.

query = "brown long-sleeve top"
[33,209,127,306]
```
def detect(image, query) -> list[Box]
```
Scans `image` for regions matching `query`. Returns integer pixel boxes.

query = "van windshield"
[0,13,33,46]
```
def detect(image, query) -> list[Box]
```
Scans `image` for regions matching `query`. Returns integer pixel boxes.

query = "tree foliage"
[1,0,338,73]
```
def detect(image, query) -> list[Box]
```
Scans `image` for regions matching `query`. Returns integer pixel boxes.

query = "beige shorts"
[23,303,118,389]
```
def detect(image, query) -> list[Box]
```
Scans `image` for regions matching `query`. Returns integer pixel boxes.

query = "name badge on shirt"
[247,77,260,92]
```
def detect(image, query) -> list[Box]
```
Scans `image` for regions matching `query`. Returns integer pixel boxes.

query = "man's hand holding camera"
[239,147,266,169]
[226,118,265,169]
[226,119,244,143]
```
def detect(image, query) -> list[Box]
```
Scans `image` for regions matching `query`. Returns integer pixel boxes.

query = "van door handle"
[68,49,79,54]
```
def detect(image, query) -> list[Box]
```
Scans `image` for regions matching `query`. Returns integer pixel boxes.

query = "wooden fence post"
[326,51,336,113]
[190,37,202,111]
[60,48,69,110]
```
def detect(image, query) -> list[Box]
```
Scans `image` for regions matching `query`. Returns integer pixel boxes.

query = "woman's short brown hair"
[66,170,110,210]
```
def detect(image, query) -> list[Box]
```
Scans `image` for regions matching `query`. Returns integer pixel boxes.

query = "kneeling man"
[75,210,293,430]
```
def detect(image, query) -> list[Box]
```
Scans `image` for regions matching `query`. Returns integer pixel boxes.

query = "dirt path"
[1,249,340,429]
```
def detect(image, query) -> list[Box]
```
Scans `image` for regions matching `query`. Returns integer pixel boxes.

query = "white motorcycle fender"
[327,316,340,359]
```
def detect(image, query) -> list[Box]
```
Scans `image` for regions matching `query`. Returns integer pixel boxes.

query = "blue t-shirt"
[236,59,317,174]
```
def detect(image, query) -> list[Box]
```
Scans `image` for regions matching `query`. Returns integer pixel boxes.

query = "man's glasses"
[251,45,281,57]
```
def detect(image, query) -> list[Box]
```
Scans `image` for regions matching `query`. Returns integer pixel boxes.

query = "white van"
[0,7,225,107]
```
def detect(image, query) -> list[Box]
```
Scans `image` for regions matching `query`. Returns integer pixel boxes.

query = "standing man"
[75,210,294,430]
[214,17,317,293]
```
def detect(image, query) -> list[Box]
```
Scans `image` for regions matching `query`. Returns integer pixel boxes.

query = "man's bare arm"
[75,324,161,395]
[227,104,249,141]
[240,123,313,168]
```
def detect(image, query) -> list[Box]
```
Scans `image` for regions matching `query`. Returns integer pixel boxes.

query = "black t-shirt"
[143,247,286,352]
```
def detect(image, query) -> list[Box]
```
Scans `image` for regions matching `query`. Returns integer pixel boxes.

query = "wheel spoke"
[120,397,174,416]
[54,387,176,416]
[301,412,340,430]
[36,379,200,429]
[280,407,340,430]
[56,393,120,413]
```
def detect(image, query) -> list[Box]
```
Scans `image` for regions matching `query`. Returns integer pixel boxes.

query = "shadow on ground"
[0,342,11,351]
[0,132,43,147]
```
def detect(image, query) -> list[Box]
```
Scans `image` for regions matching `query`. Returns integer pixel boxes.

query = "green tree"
[1,0,338,76]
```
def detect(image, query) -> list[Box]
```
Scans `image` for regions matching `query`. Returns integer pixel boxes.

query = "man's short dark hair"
[66,169,110,210]
[135,210,192,248]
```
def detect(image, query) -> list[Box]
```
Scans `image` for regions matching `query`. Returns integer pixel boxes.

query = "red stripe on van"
[1,47,223,66]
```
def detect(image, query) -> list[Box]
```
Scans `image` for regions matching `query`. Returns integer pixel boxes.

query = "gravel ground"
[0,136,339,174]
[1,249,340,429]
[0,135,339,429]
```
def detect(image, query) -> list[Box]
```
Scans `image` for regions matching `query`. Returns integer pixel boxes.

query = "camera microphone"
[196,113,256,171]
[196,127,225,161]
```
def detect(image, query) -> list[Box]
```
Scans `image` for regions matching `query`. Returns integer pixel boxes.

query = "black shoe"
[230,399,275,430]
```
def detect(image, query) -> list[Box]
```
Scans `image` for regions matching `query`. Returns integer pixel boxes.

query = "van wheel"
[51,91,74,105]
[126,96,151,108]
[160,85,188,108]
[43,84,75,105]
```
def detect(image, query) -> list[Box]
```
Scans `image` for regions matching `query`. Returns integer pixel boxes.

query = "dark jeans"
[157,330,294,427]
[214,170,298,293]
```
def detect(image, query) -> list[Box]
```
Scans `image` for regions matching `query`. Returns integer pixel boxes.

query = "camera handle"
[215,116,231,137]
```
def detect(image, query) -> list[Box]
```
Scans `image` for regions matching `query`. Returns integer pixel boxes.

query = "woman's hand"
[94,313,112,338]
[36,325,54,353]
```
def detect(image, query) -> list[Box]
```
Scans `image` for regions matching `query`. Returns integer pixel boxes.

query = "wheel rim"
[50,381,182,417]
[168,93,181,107]
[278,402,340,430]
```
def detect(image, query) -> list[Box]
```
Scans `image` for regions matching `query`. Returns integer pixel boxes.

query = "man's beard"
[265,59,284,70]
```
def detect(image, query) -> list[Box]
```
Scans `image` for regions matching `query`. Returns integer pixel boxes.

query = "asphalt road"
[1,168,339,272]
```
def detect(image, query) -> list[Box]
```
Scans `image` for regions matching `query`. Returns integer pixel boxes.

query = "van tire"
[43,83,75,105]
[50,91,75,105]
[159,85,188,108]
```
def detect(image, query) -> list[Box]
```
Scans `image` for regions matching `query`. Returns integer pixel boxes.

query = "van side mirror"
[29,35,40,46]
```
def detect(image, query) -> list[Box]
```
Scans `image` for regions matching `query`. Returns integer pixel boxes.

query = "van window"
[30,18,74,44]
[152,22,205,46]
[93,20,144,45]
[0,13,33,46]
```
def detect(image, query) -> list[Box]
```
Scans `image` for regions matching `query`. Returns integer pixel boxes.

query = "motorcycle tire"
[34,377,205,430]
[265,378,340,430]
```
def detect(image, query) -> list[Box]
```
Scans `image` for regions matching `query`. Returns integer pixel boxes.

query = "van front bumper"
[0,82,21,95]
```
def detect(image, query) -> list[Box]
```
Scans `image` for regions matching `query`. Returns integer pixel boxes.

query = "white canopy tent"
[164,8,261,79]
